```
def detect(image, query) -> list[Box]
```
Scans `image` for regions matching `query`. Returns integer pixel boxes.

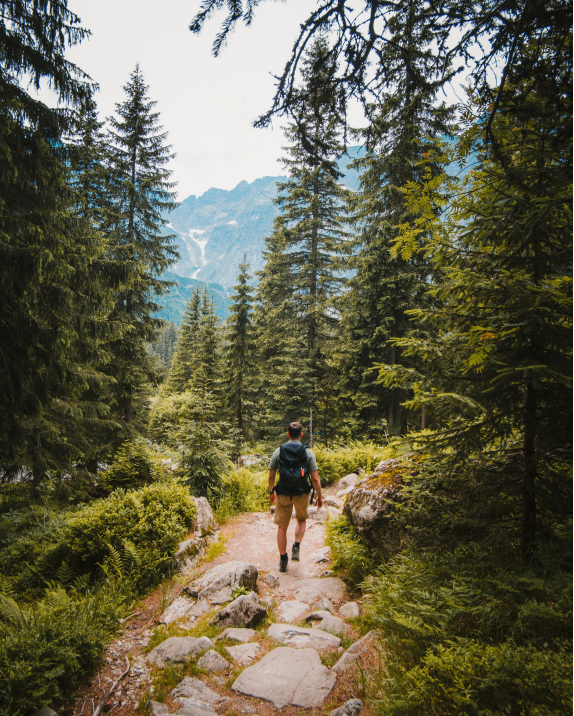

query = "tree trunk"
[32,442,43,501]
[522,375,537,559]
[388,345,396,430]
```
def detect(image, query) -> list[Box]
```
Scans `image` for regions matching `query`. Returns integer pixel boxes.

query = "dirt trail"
[63,488,374,716]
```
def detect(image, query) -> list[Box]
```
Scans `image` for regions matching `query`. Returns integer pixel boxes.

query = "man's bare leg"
[295,519,306,543]
[277,526,288,555]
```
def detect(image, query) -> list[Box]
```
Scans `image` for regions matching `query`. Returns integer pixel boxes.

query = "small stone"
[313,597,335,613]
[262,572,279,588]
[267,623,341,651]
[310,546,331,563]
[171,676,228,711]
[148,703,169,716]
[337,473,359,491]
[330,698,363,716]
[292,577,346,602]
[197,650,230,672]
[216,627,256,643]
[174,705,219,716]
[147,636,214,667]
[226,642,262,665]
[260,596,274,608]
[209,591,267,628]
[332,631,376,672]
[232,647,336,708]
[276,600,309,623]
[306,610,333,621]
[33,709,59,716]
[339,602,360,619]
[324,496,344,509]
[314,614,351,636]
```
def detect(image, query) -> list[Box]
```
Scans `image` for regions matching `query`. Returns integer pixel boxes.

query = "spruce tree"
[167,287,202,392]
[224,256,256,441]
[105,64,178,429]
[255,37,349,443]
[332,1,454,438]
[0,3,122,496]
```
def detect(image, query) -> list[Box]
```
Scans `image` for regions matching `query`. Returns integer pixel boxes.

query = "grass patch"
[204,533,228,562]
[326,514,377,589]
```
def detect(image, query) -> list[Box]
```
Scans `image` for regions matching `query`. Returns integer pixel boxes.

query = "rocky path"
[58,482,376,716]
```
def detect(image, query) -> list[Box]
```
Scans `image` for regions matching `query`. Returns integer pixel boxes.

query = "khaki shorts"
[274,493,310,528]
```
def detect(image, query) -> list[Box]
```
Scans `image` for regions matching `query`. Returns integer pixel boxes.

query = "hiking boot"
[279,554,288,573]
[292,543,300,561]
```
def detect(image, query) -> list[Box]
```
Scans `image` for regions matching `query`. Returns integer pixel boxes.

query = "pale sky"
[59,0,363,200]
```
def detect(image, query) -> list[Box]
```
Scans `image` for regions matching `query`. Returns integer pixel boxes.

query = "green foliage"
[215,469,268,523]
[98,440,162,491]
[314,443,392,485]
[366,543,572,715]
[0,484,196,599]
[326,514,376,588]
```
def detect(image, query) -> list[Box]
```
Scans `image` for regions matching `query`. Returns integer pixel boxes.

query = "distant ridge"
[156,271,230,325]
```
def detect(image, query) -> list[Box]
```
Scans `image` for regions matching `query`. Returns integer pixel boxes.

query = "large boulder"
[232,647,337,709]
[184,561,258,602]
[209,591,267,628]
[171,676,228,711]
[337,473,359,491]
[343,459,409,556]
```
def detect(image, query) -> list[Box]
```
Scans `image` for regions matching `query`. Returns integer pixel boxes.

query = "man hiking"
[268,421,323,572]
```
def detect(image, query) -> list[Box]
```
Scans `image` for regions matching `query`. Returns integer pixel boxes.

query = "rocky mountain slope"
[163,146,364,289]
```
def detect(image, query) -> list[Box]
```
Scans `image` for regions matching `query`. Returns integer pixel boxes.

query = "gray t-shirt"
[269,441,318,473]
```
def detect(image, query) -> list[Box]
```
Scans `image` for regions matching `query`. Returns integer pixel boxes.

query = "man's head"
[287,422,303,440]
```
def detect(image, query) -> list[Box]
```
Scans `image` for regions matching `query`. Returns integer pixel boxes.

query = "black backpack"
[275,442,311,496]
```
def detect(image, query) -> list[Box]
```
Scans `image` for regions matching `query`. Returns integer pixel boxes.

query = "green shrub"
[315,442,393,485]
[0,483,196,598]
[377,641,572,716]
[98,440,163,492]
[326,514,377,588]
[215,469,268,523]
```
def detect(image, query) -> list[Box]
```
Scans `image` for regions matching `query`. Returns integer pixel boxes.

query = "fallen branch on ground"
[92,656,129,716]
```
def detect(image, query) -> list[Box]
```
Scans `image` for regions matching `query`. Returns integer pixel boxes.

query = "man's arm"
[268,469,277,504]
[310,470,323,509]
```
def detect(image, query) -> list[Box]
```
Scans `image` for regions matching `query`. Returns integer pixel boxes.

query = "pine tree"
[380,69,572,557]
[0,3,122,496]
[255,37,349,443]
[105,65,178,429]
[167,287,202,392]
[332,1,455,438]
[224,256,256,442]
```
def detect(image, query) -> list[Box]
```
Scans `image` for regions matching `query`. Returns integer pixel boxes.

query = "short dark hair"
[288,421,303,438]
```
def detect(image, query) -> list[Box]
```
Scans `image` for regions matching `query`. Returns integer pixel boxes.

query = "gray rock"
[374,458,401,473]
[276,600,309,623]
[175,708,218,716]
[216,627,256,643]
[260,595,274,608]
[310,546,331,563]
[171,676,228,711]
[147,702,169,716]
[147,703,169,716]
[232,647,337,708]
[339,601,360,619]
[192,496,219,536]
[330,698,363,716]
[267,623,341,650]
[262,572,279,588]
[176,536,209,572]
[327,506,342,519]
[208,587,233,604]
[314,614,351,636]
[308,505,330,522]
[188,600,211,618]
[292,577,346,602]
[324,496,344,509]
[306,609,333,621]
[226,642,262,665]
[160,596,194,624]
[314,597,335,613]
[336,485,355,499]
[147,636,214,667]
[185,561,258,601]
[337,473,358,491]
[197,650,230,672]
[210,591,267,628]
[332,631,376,672]
[33,710,59,716]
[344,462,406,557]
